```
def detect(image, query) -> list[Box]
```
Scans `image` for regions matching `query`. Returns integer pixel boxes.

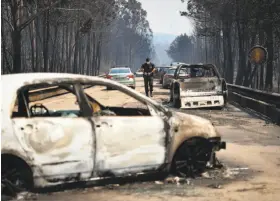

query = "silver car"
[106,67,136,89]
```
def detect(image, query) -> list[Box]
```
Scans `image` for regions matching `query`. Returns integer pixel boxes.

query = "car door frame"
[11,81,96,186]
[78,80,169,177]
[170,65,182,100]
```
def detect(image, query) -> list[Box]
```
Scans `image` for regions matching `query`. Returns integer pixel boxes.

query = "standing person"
[141,58,156,97]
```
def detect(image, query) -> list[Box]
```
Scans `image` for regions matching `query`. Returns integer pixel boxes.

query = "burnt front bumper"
[208,137,226,151]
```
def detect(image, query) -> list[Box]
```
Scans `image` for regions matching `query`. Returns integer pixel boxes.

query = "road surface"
[15,78,280,201]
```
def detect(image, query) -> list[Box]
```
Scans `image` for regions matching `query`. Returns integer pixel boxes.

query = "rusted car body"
[1,73,226,193]
[170,64,228,109]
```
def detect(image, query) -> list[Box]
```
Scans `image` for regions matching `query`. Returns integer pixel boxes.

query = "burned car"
[170,64,228,109]
[1,73,226,195]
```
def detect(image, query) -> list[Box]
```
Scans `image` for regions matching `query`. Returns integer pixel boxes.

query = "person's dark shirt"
[141,62,155,76]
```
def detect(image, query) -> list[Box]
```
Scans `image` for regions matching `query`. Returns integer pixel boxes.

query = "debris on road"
[155,181,164,185]
[93,186,103,190]
[164,176,192,185]
[16,191,37,200]
[201,172,211,178]
[106,184,120,189]
[208,183,222,189]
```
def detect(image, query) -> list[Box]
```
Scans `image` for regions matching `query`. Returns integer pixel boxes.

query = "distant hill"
[153,33,177,66]
[153,33,177,44]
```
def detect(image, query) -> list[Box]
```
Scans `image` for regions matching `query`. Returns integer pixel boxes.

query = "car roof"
[2,73,88,87]
[1,73,101,100]
[1,73,164,115]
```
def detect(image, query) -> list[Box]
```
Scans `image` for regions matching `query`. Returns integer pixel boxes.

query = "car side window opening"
[12,84,84,118]
[82,84,151,117]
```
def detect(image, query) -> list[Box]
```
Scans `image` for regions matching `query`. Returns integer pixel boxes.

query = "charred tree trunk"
[43,10,50,72]
[73,31,80,74]
[264,18,274,90]
[11,30,22,73]
[235,21,246,85]
[222,19,234,83]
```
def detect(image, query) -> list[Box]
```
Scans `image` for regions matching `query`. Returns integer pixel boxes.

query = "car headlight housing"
[215,85,222,92]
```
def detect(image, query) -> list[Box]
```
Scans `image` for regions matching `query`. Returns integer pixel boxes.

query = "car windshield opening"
[168,69,176,74]
[181,66,216,78]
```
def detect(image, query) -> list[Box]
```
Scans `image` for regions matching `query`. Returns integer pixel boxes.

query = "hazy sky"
[139,0,194,36]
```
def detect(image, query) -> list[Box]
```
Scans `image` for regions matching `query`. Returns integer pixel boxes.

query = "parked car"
[170,62,185,67]
[163,68,190,89]
[154,66,172,84]
[105,67,135,89]
[135,69,143,77]
[162,67,176,89]
[1,73,226,196]
[170,63,228,109]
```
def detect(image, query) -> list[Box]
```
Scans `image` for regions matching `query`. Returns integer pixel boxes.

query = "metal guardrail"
[227,84,280,125]
[227,84,280,107]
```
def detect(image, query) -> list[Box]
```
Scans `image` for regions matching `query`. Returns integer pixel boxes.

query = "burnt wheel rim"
[173,140,212,177]
[1,164,28,196]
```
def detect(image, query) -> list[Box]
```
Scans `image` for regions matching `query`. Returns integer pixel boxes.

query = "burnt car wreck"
[1,73,226,196]
[170,64,228,109]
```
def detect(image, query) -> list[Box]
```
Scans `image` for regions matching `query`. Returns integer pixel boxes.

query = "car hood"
[179,77,221,92]
[169,111,220,139]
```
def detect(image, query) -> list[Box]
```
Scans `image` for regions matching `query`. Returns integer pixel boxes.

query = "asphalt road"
[13,77,280,201]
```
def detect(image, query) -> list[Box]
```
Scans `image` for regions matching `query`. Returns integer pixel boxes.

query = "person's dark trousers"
[144,75,153,96]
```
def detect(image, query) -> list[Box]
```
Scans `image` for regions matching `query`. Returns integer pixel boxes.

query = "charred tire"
[173,93,181,109]
[171,138,212,177]
[169,87,174,102]
[173,96,181,108]
[218,97,227,110]
[173,84,181,108]
[1,155,33,197]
